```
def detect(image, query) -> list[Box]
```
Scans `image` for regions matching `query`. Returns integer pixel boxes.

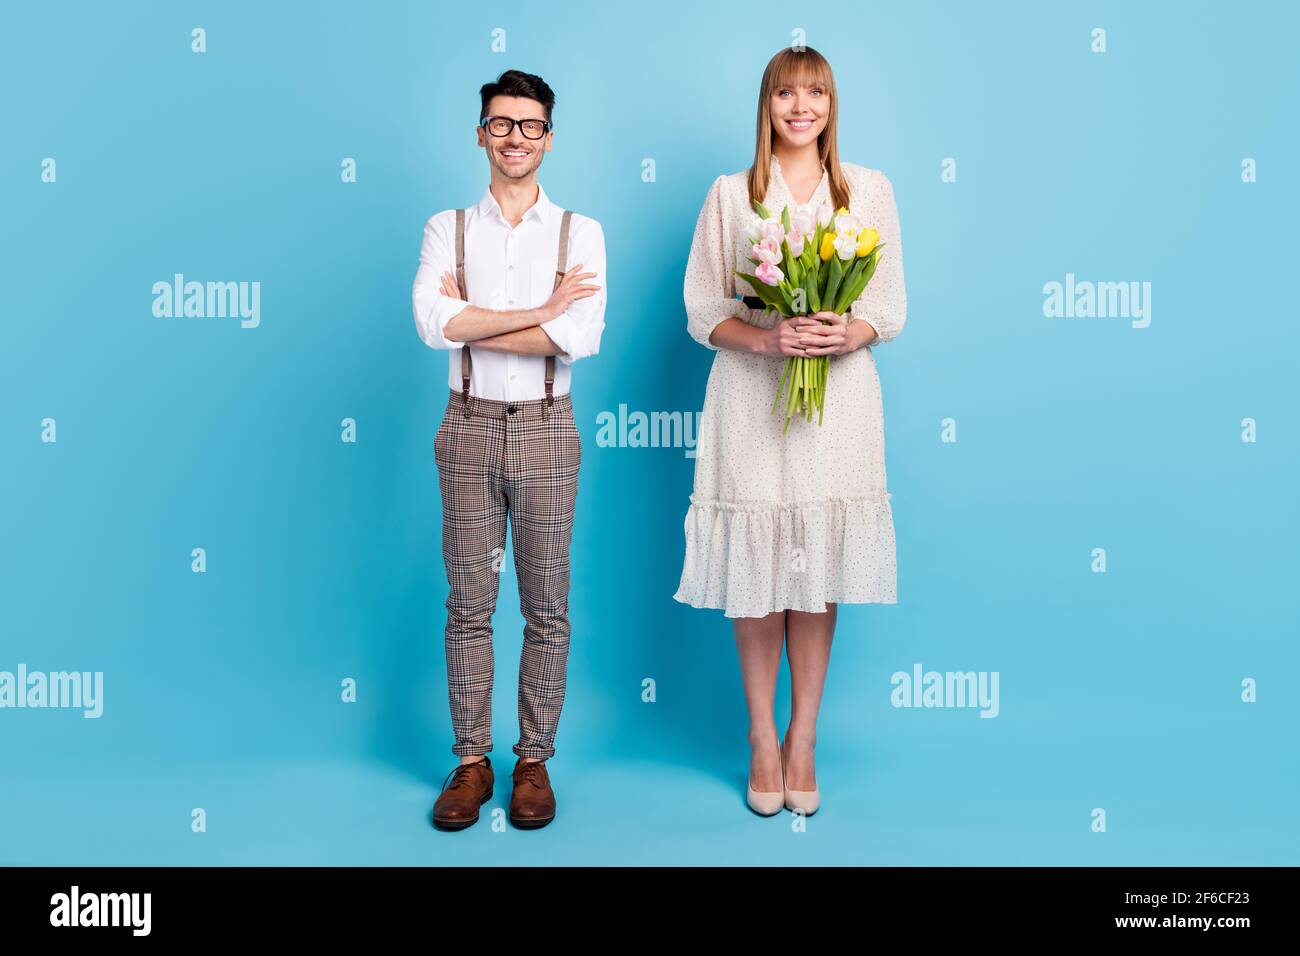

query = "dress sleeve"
[850,170,907,346]
[684,175,749,350]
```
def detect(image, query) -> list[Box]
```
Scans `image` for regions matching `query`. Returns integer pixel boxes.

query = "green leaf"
[735,272,786,314]
[862,253,881,284]
[834,251,883,313]
[833,271,864,314]
[841,256,865,287]
[752,199,772,220]
[823,256,845,313]
[800,244,816,271]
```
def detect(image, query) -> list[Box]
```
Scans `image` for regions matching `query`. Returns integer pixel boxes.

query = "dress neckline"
[770,154,828,208]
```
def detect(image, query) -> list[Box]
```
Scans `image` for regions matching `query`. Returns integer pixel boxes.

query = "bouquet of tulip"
[734,200,885,431]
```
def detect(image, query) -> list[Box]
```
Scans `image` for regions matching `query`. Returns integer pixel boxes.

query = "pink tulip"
[760,219,785,244]
[786,231,805,256]
[751,237,782,265]
[755,262,784,286]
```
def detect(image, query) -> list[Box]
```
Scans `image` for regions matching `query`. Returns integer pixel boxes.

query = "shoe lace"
[440,760,486,793]
[515,761,547,789]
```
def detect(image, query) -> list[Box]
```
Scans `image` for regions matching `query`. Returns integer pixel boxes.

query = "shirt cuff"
[437,297,470,349]
[539,312,581,365]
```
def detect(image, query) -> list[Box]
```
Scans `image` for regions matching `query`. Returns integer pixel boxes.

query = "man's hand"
[439,271,460,299]
[441,265,599,324]
[439,269,460,299]
[542,264,600,321]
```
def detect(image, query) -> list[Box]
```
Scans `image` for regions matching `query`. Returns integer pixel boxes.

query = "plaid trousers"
[434,388,581,760]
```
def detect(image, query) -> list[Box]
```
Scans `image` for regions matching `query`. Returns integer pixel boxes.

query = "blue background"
[2,0,1296,865]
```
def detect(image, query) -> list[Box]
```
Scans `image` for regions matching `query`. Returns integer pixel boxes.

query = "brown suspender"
[455,206,574,407]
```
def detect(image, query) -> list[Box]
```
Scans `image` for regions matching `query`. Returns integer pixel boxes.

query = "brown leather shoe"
[432,756,494,830]
[509,759,556,829]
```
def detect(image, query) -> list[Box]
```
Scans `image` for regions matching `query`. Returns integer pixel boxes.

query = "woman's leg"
[783,603,836,790]
[734,611,787,792]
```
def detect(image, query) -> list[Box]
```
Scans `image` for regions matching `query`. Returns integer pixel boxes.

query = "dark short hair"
[479,69,555,124]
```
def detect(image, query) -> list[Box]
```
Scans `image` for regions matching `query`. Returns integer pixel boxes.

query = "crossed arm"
[436,272,589,355]
[476,326,563,355]
[412,213,606,361]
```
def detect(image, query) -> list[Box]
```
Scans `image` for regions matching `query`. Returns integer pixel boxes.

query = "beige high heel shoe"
[746,743,785,816]
[782,743,820,816]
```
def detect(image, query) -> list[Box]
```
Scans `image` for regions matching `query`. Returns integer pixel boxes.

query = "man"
[412,69,606,831]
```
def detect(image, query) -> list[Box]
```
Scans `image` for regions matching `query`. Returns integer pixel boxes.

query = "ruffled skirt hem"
[673,492,898,619]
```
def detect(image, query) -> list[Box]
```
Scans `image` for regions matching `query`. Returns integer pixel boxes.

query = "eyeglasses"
[480,115,551,140]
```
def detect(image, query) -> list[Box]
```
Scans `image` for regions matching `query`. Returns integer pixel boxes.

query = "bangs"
[766,48,835,94]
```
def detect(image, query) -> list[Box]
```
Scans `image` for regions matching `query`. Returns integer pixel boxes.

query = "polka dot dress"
[673,156,907,618]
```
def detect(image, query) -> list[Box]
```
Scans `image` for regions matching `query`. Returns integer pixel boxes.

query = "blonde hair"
[748,46,851,211]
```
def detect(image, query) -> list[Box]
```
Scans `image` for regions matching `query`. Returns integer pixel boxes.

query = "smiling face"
[477,94,552,181]
[750,47,848,210]
[769,82,830,149]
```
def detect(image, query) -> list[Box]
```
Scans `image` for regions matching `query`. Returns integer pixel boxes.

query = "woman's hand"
[761,316,818,356]
[791,311,853,356]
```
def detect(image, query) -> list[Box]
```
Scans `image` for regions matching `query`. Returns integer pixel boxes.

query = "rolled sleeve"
[540,217,606,365]
[412,213,470,350]
[849,171,907,346]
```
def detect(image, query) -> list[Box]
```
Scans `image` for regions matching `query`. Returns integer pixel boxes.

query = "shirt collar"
[476,181,553,226]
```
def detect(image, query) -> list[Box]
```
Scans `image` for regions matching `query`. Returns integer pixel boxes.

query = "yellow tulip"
[819,231,837,261]
[835,207,849,216]
[856,227,879,257]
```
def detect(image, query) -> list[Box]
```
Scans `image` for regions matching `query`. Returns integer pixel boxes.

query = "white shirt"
[412,183,607,401]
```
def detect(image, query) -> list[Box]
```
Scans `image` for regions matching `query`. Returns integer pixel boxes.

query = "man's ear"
[476,126,486,148]
[544,132,554,153]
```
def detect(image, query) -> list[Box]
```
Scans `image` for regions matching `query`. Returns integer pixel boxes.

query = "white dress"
[673,156,908,619]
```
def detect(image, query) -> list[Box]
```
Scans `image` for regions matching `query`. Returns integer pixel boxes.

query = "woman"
[673,46,907,816]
